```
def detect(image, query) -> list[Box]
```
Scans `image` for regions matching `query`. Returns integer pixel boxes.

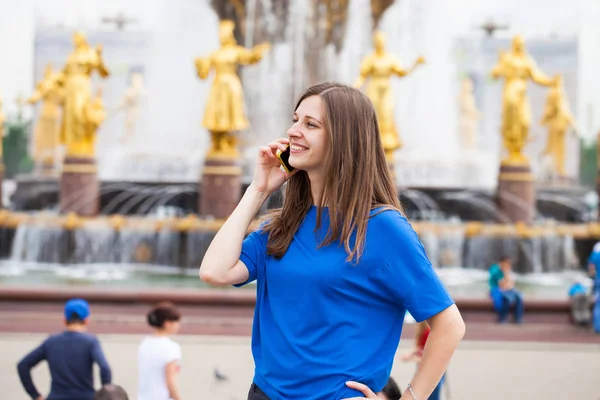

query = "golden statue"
[59,31,110,158]
[354,31,425,160]
[28,63,64,172]
[0,96,5,159]
[491,35,557,165]
[539,76,577,177]
[458,77,482,151]
[194,20,270,159]
[77,87,106,156]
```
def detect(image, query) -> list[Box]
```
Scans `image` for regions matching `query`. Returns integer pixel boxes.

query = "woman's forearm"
[167,385,182,400]
[165,362,182,400]
[403,305,465,399]
[199,184,269,283]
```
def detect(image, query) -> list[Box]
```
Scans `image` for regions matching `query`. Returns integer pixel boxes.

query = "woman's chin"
[288,156,300,169]
[289,155,316,172]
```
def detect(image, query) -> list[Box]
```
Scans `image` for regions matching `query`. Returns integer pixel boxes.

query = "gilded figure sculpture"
[59,31,110,158]
[458,77,481,151]
[28,63,64,171]
[354,31,425,160]
[490,35,557,165]
[79,87,106,156]
[194,20,270,159]
[539,76,577,177]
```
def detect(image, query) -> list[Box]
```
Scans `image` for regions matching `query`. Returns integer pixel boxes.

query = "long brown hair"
[261,82,402,262]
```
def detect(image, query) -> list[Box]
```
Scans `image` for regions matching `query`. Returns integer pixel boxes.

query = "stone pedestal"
[496,163,535,223]
[60,156,99,216]
[199,157,242,219]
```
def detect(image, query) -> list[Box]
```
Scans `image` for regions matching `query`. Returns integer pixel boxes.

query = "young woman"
[200,82,465,399]
[137,302,182,400]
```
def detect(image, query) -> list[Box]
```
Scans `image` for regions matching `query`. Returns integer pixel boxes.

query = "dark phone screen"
[279,146,295,172]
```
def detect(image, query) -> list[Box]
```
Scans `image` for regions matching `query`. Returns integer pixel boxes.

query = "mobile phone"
[275,144,295,173]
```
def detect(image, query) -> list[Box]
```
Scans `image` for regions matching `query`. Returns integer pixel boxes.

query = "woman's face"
[287,95,328,173]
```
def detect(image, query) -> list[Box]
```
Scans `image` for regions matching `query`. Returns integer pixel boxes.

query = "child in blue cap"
[17,298,112,400]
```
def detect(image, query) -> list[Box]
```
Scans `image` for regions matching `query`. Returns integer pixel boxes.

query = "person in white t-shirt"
[137,302,182,400]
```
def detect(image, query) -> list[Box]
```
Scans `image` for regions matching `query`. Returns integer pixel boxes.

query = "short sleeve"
[368,211,454,322]
[166,341,181,364]
[234,230,267,287]
[489,265,503,285]
[173,343,182,361]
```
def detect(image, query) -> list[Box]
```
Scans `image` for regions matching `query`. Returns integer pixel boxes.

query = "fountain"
[0,1,596,301]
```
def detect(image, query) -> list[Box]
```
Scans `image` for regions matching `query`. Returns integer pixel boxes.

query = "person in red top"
[402,321,445,400]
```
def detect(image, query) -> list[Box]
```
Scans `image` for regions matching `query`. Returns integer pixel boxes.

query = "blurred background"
[0,1,599,398]
[0,0,598,293]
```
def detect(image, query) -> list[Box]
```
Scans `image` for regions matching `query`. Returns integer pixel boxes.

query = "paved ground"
[2,334,599,400]
[1,301,600,399]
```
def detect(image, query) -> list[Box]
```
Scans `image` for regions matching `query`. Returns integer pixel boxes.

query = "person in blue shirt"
[200,82,465,400]
[488,256,524,323]
[17,298,112,400]
[587,242,600,334]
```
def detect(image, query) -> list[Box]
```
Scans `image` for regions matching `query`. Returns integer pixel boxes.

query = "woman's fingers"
[267,139,289,153]
[344,381,377,399]
[258,146,276,159]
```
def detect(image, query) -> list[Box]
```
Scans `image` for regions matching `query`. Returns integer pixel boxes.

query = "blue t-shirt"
[17,331,112,400]
[237,206,454,400]
[489,264,504,290]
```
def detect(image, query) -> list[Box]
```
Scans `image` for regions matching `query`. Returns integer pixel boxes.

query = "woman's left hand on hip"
[342,381,379,399]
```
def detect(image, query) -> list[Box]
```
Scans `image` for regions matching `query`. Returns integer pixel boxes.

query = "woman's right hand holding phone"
[251,138,294,194]
[201,138,294,286]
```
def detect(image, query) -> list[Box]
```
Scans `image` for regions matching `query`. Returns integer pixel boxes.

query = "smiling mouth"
[290,144,308,152]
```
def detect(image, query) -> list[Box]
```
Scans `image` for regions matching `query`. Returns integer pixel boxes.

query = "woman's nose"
[287,124,302,138]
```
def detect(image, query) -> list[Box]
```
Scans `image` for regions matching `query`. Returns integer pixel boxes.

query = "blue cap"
[64,298,90,320]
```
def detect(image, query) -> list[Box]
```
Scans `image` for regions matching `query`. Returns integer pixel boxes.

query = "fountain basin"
[0,209,596,301]
[0,285,571,313]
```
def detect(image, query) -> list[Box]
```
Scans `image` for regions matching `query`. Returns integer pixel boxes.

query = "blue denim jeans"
[497,289,524,323]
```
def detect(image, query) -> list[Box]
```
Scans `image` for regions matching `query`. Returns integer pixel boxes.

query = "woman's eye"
[307,122,316,128]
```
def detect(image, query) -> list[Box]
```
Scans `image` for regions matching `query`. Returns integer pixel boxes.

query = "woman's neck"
[307,170,325,206]
[153,329,170,337]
